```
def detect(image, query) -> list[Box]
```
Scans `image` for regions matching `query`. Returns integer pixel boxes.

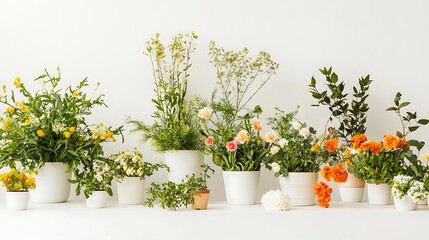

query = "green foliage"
[265,108,322,176]
[309,67,372,144]
[127,32,201,152]
[186,164,215,191]
[0,68,123,171]
[109,148,167,181]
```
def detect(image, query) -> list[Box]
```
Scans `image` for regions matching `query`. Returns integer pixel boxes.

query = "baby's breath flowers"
[261,190,290,211]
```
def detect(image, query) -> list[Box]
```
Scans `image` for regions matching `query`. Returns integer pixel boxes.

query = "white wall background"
[1,0,429,203]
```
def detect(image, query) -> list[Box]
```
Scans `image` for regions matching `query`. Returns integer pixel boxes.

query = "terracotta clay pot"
[190,190,210,210]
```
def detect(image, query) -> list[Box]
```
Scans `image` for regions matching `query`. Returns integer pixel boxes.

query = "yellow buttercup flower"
[69,127,76,132]
[37,130,46,137]
[73,92,79,97]
[5,107,14,113]
[13,77,21,88]
[92,131,98,137]
[64,131,71,138]
[2,118,11,130]
[102,133,110,140]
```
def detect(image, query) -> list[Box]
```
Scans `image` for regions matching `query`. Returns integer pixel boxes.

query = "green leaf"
[398,102,411,109]
[386,107,397,111]
[331,72,338,83]
[407,140,420,147]
[418,119,429,125]
[408,126,419,132]
[396,131,404,138]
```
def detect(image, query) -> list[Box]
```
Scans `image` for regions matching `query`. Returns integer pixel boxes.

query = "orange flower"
[383,134,397,150]
[317,197,331,208]
[64,131,71,138]
[350,134,367,149]
[314,181,333,208]
[312,144,320,151]
[37,130,45,137]
[324,138,338,152]
[369,141,382,155]
[73,92,79,97]
[345,158,353,168]
[320,165,333,182]
[395,138,409,149]
[102,133,110,140]
[332,165,348,183]
[69,127,76,132]
[251,118,263,131]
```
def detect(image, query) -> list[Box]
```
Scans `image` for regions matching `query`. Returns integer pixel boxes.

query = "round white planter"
[86,191,109,209]
[165,150,204,183]
[117,177,145,205]
[222,171,260,205]
[279,172,318,206]
[367,183,391,205]
[30,162,72,203]
[394,195,417,211]
[6,191,30,211]
[418,199,427,205]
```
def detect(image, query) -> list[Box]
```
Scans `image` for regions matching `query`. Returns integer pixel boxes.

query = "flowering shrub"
[0,68,122,171]
[261,190,290,211]
[197,41,278,171]
[0,169,36,192]
[127,32,201,152]
[391,175,428,201]
[264,108,327,176]
[109,149,167,181]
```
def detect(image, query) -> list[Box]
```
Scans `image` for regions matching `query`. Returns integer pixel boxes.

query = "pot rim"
[222,170,261,173]
[165,150,202,154]
[189,190,211,194]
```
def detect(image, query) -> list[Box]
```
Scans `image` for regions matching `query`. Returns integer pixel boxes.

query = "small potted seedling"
[187,164,214,210]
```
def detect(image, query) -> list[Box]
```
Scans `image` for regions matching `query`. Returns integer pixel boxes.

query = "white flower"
[299,128,309,137]
[126,167,135,176]
[278,139,288,148]
[350,148,359,155]
[292,121,302,130]
[138,169,143,177]
[95,173,103,181]
[261,190,290,211]
[132,156,139,163]
[198,107,213,119]
[270,162,281,173]
[419,150,429,163]
[270,146,280,155]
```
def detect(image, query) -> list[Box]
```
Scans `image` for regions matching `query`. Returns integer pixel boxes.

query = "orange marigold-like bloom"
[324,138,338,152]
[332,164,348,183]
[102,133,110,140]
[369,141,382,155]
[350,134,367,149]
[395,138,409,149]
[317,197,331,208]
[383,134,397,150]
[69,127,76,132]
[37,130,45,137]
[314,181,333,208]
[64,131,71,138]
[320,165,333,182]
[312,144,320,151]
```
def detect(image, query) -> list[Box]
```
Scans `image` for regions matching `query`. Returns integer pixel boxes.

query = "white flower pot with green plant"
[0,169,36,211]
[110,149,167,205]
[197,41,279,205]
[70,159,115,209]
[264,108,325,206]
[0,68,123,203]
[391,175,428,211]
[127,33,203,183]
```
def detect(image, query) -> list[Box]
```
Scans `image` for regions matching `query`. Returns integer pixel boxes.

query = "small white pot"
[222,171,260,205]
[418,199,427,205]
[117,177,145,205]
[30,162,72,203]
[6,191,30,211]
[86,191,109,209]
[367,183,391,205]
[165,150,204,183]
[279,172,318,206]
[338,188,365,202]
[394,195,417,211]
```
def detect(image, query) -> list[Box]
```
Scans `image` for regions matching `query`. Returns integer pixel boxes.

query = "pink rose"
[205,136,214,147]
[226,141,238,152]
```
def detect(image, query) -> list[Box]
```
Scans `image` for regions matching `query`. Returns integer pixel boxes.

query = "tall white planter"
[394,195,417,211]
[86,191,109,209]
[279,172,318,206]
[6,191,30,211]
[31,162,72,203]
[117,177,145,205]
[223,171,260,205]
[165,150,204,183]
[367,183,391,205]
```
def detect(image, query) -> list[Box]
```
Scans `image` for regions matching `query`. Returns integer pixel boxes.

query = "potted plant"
[127,32,203,183]
[391,175,428,211]
[264,107,329,206]
[110,148,167,205]
[0,169,36,210]
[197,41,279,205]
[309,67,372,202]
[70,159,114,209]
[0,68,122,203]
[144,180,194,211]
[187,164,215,210]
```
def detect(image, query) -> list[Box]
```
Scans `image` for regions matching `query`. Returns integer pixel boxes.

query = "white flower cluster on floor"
[261,190,290,211]
[391,175,428,202]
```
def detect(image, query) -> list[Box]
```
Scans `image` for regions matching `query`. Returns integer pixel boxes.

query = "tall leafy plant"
[127,32,201,152]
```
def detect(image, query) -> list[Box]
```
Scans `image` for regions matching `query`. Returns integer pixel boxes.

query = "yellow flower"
[102,133,110,140]
[112,137,117,142]
[93,140,97,144]
[13,77,21,88]
[2,118,11,130]
[64,131,71,138]
[21,105,28,112]
[92,131,98,137]
[37,130,46,137]
[5,107,14,113]
[69,127,76,132]
[73,92,79,97]
[25,119,30,124]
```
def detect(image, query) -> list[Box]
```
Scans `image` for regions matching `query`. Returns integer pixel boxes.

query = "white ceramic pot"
[117,177,145,205]
[222,171,260,205]
[337,174,365,202]
[418,199,427,205]
[279,172,318,206]
[86,191,109,209]
[165,150,204,183]
[6,191,30,211]
[31,162,72,203]
[394,195,417,211]
[367,183,391,205]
